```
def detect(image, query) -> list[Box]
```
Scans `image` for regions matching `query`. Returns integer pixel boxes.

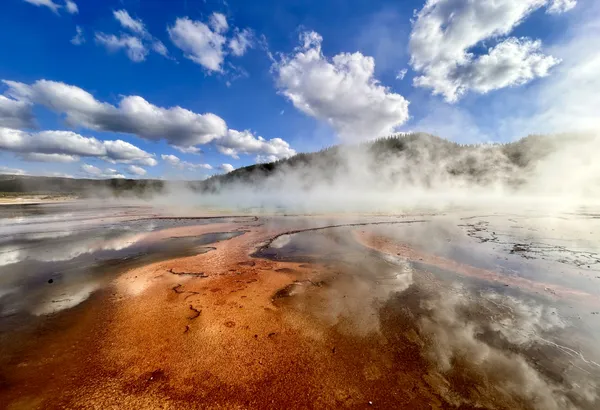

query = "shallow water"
[0,203,245,318]
[2,204,600,408]
[256,221,600,409]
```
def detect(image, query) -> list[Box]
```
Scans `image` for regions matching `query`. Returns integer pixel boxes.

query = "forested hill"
[196,132,573,191]
[0,132,585,196]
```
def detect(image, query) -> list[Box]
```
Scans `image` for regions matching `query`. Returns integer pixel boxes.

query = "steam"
[184,132,600,215]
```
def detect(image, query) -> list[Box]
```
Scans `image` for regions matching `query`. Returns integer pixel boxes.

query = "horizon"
[1,0,598,180]
[0,130,578,181]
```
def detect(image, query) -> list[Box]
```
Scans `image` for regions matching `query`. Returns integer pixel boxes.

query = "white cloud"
[458,38,560,94]
[229,28,254,56]
[0,128,102,155]
[20,153,79,163]
[0,95,34,129]
[71,26,85,45]
[3,79,297,162]
[161,154,181,166]
[209,12,229,33]
[98,10,169,60]
[217,129,296,160]
[0,127,156,166]
[160,153,212,171]
[219,163,234,173]
[95,33,148,62]
[126,165,146,176]
[81,164,125,179]
[113,10,146,36]
[168,16,227,72]
[274,31,409,141]
[409,0,572,102]
[22,0,60,14]
[152,40,169,57]
[102,139,158,166]
[548,0,577,14]
[255,154,280,163]
[81,164,101,176]
[65,0,77,14]
[486,1,600,139]
[396,69,408,80]
[188,163,212,170]
[168,13,252,71]
[3,79,227,147]
[0,166,27,175]
[173,145,202,154]
[22,0,78,15]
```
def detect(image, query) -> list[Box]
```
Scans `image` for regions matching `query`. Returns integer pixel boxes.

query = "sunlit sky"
[0,0,597,179]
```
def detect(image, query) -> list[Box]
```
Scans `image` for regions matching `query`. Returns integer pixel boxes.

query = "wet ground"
[0,203,599,409]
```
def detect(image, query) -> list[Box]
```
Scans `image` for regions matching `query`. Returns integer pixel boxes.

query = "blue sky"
[0,0,598,179]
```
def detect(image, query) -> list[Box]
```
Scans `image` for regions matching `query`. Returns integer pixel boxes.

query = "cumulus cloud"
[160,153,212,171]
[229,28,254,57]
[0,127,156,166]
[483,0,600,139]
[81,164,125,179]
[95,10,169,62]
[2,79,296,160]
[95,33,148,62]
[457,38,560,94]
[409,0,572,102]
[274,31,409,141]
[71,26,85,45]
[2,79,227,147]
[126,164,146,176]
[160,154,180,166]
[102,139,158,166]
[168,13,253,72]
[168,16,227,72]
[0,95,34,129]
[216,129,296,161]
[220,163,234,173]
[64,0,77,14]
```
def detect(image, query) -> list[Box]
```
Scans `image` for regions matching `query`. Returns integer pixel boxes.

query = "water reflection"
[0,204,244,317]
[256,225,600,409]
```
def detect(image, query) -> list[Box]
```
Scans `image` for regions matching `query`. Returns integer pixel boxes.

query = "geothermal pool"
[0,203,599,409]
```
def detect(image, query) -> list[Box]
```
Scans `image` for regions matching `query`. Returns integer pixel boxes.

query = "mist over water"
[186,132,600,214]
